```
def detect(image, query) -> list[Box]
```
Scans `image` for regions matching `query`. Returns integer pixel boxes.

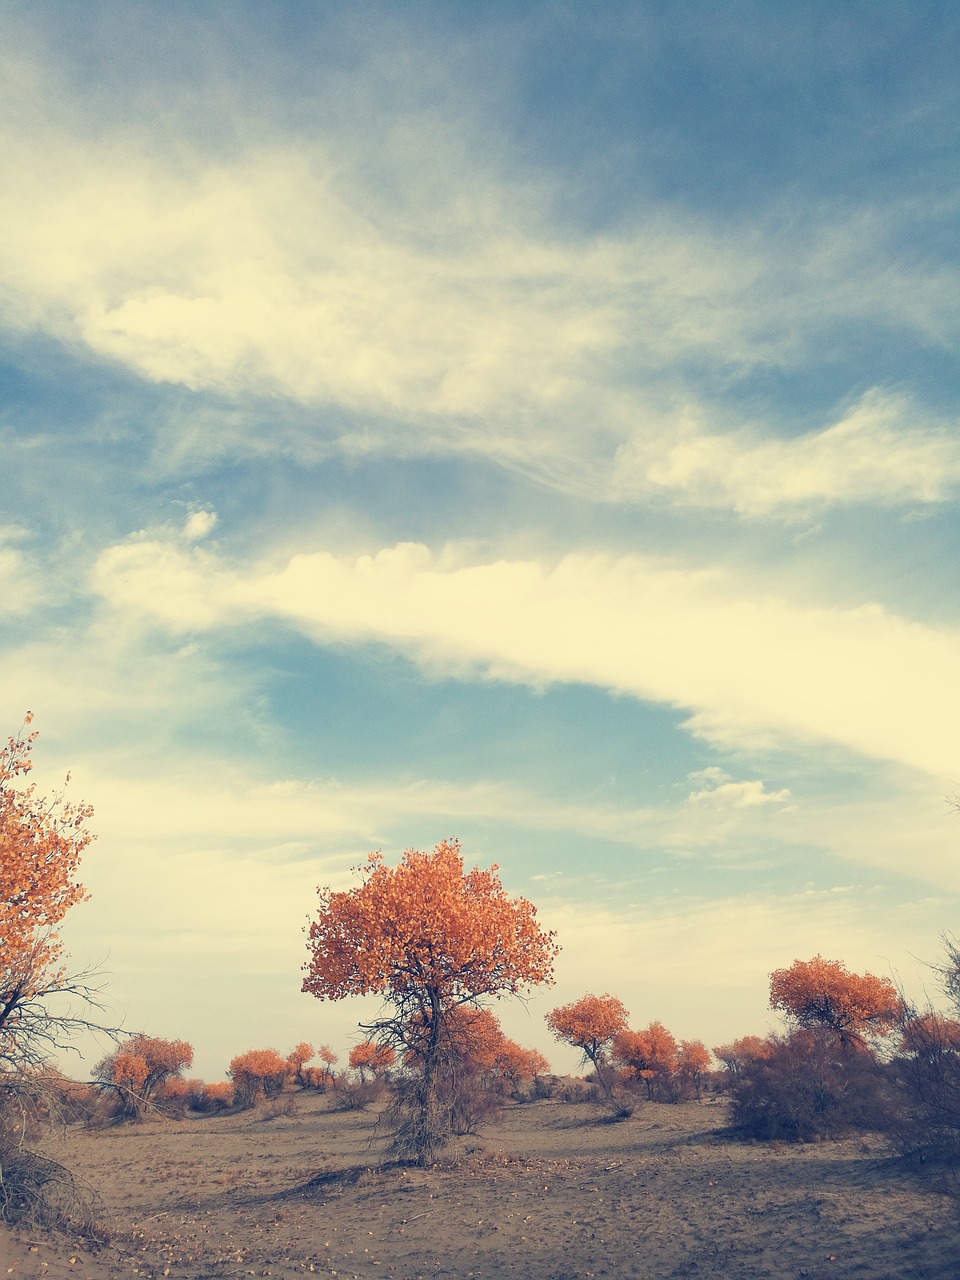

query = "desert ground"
[1,1092,958,1280]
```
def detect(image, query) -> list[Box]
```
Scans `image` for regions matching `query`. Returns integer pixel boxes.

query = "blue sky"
[2,0,959,1079]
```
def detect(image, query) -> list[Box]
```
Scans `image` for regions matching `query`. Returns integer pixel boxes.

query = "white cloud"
[183,509,218,540]
[91,535,960,781]
[686,779,793,808]
[618,389,960,515]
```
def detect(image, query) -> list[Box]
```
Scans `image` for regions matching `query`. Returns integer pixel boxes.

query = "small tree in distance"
[545,993,629,1096]
[228,1048,290,1109]
[302,838,559,1164]
[348,1040,396,1081]
[612,1021,677,1099]
[95,1035,194,1120]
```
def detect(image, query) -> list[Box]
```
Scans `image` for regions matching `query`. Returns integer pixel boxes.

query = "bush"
[332,1076,386,1112]
[0,1075,102,1231]
[554,1076,600,1104]
[195,1081,234,1113]
[727,1028,896,1142]
[889,1009,960,1188]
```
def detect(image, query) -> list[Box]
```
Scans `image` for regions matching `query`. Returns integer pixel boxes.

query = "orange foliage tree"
[228,1048,290,1108]
[493,1040,550,1097]
[95,1035,194,1120]
[769,955,903,1048]
[0,716,99,1072]
[348,1040,396,1080]
[612,1021,677,1099]
[713,1035,773,1077]
[900,1012,960,1059]
[286,1042,315,1087]
[675,1039,712,1101]
[545,993,628,1093]
[302,838,559,1162]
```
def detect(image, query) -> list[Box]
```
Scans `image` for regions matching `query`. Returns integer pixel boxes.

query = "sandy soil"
[1,1092,957,1280]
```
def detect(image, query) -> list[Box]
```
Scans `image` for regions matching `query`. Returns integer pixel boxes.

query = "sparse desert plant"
[303,838,558,1164]
[332,1075,386,1111]
[887,943,960,1192]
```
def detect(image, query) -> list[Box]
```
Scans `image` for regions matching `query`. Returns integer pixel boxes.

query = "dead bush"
[555,1076,600,1104]
[727,1028,897,1142]
[332,1076,386,1112]
[889,1009,960,1190]
[0,1077,102,1233]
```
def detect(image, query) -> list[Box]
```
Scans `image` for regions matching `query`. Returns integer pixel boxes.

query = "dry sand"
[1,1092,957,1279]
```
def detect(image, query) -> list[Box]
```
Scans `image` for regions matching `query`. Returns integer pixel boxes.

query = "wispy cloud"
[2,45,958,517]
[90,535,960,780]
[617,389,960,515]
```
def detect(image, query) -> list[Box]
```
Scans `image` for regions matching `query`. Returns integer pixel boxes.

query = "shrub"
[0,1073,102,1231]
[727,1028,896,1142]
[889,1000,960,1190]
[332,1076,386,1111]
[196,1081,234,1113]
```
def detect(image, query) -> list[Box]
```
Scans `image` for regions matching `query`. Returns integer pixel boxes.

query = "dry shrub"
[446,1068,503,1135]
[529,1074,556,1101]
[383,1065,502,1163]
[260,1094,299,1121]
[0,1076,102,1233]
[555,1076,600,1105]
[332,1076,386,1112]
[889,1010,960,1191]
[0,1143,101,1233]
[727,1028,896,1142]
[195,1081,234,1113]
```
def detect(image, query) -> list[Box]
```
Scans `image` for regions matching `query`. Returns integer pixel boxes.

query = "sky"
[2,0,959,1081]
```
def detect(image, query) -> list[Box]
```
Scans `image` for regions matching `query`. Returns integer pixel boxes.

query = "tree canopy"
[769,955,903,1046]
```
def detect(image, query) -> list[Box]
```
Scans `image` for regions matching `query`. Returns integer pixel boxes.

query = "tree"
[713,1035,773,1078]
[493,1040,550,1098]
[286,1041,315,1087]
[302,838,558,1163]
[227,1048,289,1108]
[611,1021,677,1099]
[545,993,628,1091]
[769,955,903,1048]
[316,1044,338,1087]
[0,717,108,1227]
[348,1040,396,1080]
[675,1039,712,1101]
[0,716,99,1073]
[94,1035,194,1120]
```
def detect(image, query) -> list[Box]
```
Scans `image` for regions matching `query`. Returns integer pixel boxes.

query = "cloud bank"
[90,536,960,780]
